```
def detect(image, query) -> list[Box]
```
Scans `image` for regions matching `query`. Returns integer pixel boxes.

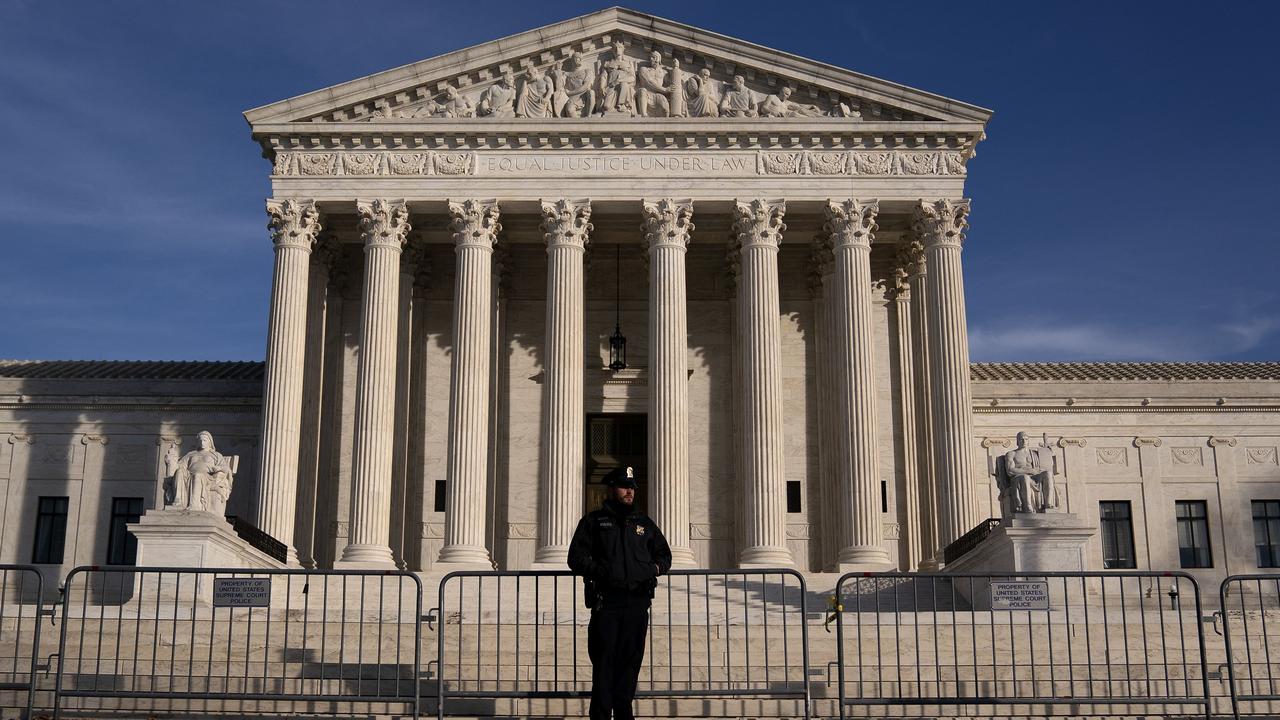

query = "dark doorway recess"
[585,413,647,514]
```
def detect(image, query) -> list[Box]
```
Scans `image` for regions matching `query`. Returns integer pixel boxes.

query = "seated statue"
[991,431,1059,517]
[164,431,239,518]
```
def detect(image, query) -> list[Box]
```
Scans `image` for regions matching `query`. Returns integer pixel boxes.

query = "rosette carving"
[732,199,786,250]
[266,198,322,251]
[912,198,970,249]
[356,199,412,249]
[448,199,501,250]
[641,198,694,251]
[540,199,593,249]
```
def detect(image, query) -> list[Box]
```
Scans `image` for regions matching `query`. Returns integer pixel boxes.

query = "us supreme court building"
[2,8,1279,587]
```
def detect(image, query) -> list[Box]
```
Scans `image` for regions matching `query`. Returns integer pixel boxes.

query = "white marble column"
[642,198,697,568]
[914,199,980,559]
[389,239,426,569]
[337,199,411,569]
[904,242,940,570]
[809,236,838,571]
[294,237,337,568]
[258,198,322,566]
[891,245,921,570]
[533,199,592,567]
[825,200,893,571]
[731,199,793,568]
[437,199,501,569]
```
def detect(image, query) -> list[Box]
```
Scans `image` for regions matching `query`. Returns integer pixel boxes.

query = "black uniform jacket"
[568,499,673,592]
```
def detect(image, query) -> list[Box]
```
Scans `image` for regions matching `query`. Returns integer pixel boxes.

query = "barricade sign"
[213,577,271,607]
[990,580,1049,610]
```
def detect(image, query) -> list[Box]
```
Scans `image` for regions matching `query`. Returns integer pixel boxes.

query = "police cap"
[603,466,638,489]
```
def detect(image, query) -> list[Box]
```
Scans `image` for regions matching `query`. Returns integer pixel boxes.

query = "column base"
[918,556,941,572]
[530,544,569,570]
[669,545,698,569]
[334,543,398,570]
[837,546,895,573]
[284,545,302,568]
[435,544,494,571]
[738,545,793,569]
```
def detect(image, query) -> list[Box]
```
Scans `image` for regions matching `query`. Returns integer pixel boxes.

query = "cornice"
[974,405,1280,414]
[256,120,984,149]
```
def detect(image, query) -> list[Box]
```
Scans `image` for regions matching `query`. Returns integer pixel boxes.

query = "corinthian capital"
[912,198,970,249]
[540,198,593,250]
[824,199,878,250]
[266,198,322,251]
[891,240,925,295]
[732,199,786,250]
[448,199,501,250]
[642,198,694,251]
[356,199,412,249]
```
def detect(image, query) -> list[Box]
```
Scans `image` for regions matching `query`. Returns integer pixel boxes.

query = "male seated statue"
[998,431,1059,515]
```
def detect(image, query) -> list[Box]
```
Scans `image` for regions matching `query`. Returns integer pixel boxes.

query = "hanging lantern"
[608,244,628,371]
[609,323,627,371]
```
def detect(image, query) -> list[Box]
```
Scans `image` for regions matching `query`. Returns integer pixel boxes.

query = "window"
[1253,500,1280,568]
[106,497,144,565]
[1099,501,1136,569]
[434,480,447,513]
[1175,500,1212,569]
[786,481,802,513]
[32,496,69,564]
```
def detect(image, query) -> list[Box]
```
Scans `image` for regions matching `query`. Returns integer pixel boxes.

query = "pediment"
[245,7,991,128]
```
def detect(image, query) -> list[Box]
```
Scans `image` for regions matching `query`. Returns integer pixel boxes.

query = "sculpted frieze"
[309,33,927,124]
[270,148,968,178]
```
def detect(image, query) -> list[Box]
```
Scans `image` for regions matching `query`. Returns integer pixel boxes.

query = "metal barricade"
[52,565,422,719]
[434,569,810,719]
[1220,573,1280,718]
[835,571,1211,719]
[0,565,43,719]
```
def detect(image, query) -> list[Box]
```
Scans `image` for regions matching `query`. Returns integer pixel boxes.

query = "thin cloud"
[970,316,1280,362]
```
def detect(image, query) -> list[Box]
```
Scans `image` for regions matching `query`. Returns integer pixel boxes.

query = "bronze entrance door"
[585,414,647,514]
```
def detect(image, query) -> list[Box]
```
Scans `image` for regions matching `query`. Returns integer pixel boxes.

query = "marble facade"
[1,10,1279,591]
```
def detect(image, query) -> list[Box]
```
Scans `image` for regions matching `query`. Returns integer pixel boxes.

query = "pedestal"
[945,512,1096,608]
[130,508,287,570]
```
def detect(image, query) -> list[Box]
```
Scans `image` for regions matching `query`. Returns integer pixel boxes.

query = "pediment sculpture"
[355,40,869,122]
[163,431,239,518]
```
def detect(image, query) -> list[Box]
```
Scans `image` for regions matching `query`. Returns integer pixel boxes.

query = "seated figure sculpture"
[993,431,1059,517]
[164,430,239,518]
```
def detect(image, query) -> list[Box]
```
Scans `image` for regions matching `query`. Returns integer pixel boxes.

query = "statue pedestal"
[130,508,287,571]
[945,513,1096,608]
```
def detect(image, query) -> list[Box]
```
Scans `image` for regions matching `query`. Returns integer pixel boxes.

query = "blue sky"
[1,1,1277,362]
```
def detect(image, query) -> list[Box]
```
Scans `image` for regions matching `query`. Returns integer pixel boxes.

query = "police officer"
[568,466,672,720]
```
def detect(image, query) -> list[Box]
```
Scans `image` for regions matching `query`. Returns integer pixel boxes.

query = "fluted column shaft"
[534,199,592,567]
[809,235,838,570]
[915,199,980,559]
[732,199,792,568]
[338,199,411,569]
[891,248,921,570]
[826,200,893,571]
[438,199,501,569]
[258,199,322,567]
[906,244,940,570]
[643,199,697,568]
